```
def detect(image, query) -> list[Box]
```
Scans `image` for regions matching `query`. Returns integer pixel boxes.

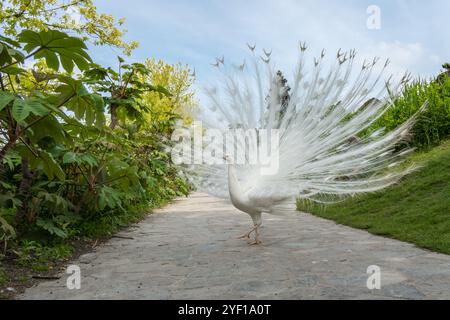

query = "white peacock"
[180,43,425,245]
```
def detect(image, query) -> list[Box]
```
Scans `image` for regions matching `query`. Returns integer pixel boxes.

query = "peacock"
[177,43,425,245]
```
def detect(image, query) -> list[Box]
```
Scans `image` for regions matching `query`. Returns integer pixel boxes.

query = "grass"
[297,139,450,254]
[74,202,158,238]
[14,241,74,270]
[0,268,8,286]
[0,268,9,299]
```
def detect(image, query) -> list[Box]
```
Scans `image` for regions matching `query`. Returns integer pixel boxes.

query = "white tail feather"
[181,46,425,212]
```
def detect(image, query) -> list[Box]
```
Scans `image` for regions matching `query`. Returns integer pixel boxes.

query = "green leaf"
[0,215,16,239]
[36,218,67,239]
[12,98,30,122]
[90,93,104,111]
[63,151,98,167]
[0,35,20,48]
[50,37,86,49]
[11,97,50,122]
[0,35,24,68]
[81,154,98,167]
[28,98,51,116]
[71,54,90,70]
[84,66,108,81]
[1,66,26,75]
[60,55,74,73]
[17,30,92,73]
[43,50,60,71]
[0,92,15,112]
[39,151,66,181]
[56,78,105,125]
[147,84,172,97]
[29,115,68,145]
[18,30,42,50]
[98,186,122,210]
[62,151,78,164]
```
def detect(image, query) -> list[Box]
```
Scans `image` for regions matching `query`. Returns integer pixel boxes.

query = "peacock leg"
[237,225,256,239]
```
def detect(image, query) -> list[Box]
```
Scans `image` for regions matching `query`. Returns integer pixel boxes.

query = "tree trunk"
[109,103,118,129]
[0,138,16,163]
[15,156,36,227]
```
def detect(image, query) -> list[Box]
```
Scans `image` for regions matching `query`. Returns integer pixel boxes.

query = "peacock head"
[223,154,232,164]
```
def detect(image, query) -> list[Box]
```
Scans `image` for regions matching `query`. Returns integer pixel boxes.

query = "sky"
[91,0,449,92]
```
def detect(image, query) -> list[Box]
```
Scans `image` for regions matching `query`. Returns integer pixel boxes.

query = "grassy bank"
[297,139,450,254]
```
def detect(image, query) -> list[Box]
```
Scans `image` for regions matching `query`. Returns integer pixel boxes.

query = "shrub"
[369,75,450,149]
[0,28,191,252]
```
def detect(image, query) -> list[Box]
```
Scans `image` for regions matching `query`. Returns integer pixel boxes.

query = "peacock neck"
[227,165,243,201]
[227,164,258,217]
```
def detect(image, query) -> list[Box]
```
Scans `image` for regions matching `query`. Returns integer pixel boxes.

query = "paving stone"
[18,193,450,300]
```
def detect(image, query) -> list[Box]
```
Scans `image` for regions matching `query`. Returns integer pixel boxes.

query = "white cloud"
[359,41,442,78]
[93,0,447,97]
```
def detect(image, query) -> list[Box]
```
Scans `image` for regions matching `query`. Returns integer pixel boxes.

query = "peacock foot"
[248,225,262,245]
[248,239,262,245]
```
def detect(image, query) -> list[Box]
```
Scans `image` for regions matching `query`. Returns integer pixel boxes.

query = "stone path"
[19,193,450,299]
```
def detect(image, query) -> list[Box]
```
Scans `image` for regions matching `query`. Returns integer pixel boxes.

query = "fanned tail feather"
[180,44,425,209]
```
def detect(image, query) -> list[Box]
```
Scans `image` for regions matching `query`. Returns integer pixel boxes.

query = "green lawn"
[297,139,450,254]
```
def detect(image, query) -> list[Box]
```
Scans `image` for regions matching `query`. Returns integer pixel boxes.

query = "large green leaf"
[17,30,92,73]
[0,35,20,48]
[36,50,59,70]
[38,150,66,181]
[0,35,24,67]
[63,151,98,167]
[98,186,122,210]
[0,92,15,112]
[36,218,68,238]
[55,77,105,126]
[62,151,79,164]
[12,98,30,122]
[27,97,52,116]
[11,97,51,122]
[18,146,66,181]
[29,115,68,145]
[1,66,26,75]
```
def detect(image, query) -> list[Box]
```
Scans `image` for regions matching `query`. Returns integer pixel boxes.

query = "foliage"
[141,59,197,127]
[298,139,450,254]
[0,4,195,297]
[0,208,16,254]
[0,0,138,54]
[84,57,172,129]
[0,267,7,286]
[366,73,450,149]
[14,240,73,270]
[0,27,191,255]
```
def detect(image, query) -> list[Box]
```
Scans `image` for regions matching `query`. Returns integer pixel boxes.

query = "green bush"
[0,28,190,254]
[370,76,450,149]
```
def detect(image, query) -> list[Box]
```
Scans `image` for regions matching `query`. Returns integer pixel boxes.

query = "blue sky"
[92,0,448,87]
